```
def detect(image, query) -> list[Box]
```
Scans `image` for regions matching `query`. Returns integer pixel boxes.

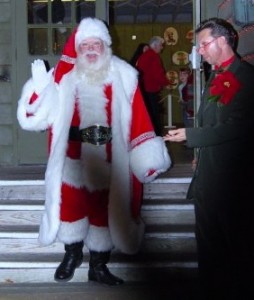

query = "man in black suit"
[164,18,254,299]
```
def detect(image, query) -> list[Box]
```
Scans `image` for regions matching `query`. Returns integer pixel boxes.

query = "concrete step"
[0,177,192,200]
[0,280,200,300]
[144,178,191,199]
[0,201,194,227]
[0,250,197,283]
[0,228,196,252]
[0,181,45,201]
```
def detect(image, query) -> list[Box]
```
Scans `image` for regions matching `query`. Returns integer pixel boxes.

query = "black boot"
[88,251,124,286]
[54,241,84,282]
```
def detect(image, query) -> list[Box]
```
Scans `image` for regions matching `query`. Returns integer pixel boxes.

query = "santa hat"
[75,17,111,50]
[54,17,111,84]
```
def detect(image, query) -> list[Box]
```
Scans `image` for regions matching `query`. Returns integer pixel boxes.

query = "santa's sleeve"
[129,87,171,183]
[17,72,57,132]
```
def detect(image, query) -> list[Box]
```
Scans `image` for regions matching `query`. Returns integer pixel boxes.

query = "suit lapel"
[198,70,216,125]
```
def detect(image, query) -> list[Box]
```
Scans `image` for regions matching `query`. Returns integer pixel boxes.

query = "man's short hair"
[195,18,238,50]
[149,36,164,48]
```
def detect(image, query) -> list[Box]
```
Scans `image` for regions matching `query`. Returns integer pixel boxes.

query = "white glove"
[144,170,159,183]
[31,59,53,94]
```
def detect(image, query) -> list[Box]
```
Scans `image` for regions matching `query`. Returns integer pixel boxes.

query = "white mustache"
[85,50,100,56]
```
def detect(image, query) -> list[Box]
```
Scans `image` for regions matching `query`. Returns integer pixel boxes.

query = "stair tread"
[0,233,196,258]
[143,198,192,204]
[146,224,195,232]
[0,252,197,264]
[0,164,193,180]
[0,199,45,205]
[0,223,194,233]
[0,225,39,232]
[0,198,191,206]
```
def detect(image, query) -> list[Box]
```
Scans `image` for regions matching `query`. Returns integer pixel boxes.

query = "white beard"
[76,46,112,85]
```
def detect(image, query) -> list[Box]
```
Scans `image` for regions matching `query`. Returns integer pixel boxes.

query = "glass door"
[15,0,95,164]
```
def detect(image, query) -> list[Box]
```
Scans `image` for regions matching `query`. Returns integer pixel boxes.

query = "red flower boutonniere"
[208,70,241,106]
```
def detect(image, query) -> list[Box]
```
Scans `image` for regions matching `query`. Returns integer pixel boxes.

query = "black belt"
[69,125,112,146]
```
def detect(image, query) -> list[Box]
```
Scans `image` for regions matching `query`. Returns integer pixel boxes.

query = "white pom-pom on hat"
[75,17,112,51]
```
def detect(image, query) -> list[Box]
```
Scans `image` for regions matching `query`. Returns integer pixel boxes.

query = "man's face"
[154,41,164,54]
[78,37,104,63]
[196,28,222,65]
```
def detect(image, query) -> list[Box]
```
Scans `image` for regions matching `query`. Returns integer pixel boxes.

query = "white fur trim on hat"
[75,17,112,50]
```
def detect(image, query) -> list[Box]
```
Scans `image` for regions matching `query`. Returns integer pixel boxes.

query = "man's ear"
[218,35,227,47]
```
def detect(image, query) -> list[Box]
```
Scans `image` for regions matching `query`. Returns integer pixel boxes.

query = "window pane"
[28,28,48,55]
[52,27,73,55]
[27,0,49,24]
[56,0,72,24]
[109,1,192,24]
[51,0,66,23]
[27,0,97,56]
[27,0,35,24]
[76,0,95,23]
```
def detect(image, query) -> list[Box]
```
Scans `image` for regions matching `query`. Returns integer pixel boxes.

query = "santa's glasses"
[79,41,103,51]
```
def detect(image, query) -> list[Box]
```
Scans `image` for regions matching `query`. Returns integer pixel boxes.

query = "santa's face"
[76,37,112,84]
[78,37,104,63]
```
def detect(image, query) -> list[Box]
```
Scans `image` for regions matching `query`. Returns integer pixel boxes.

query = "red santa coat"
[17,56,171,254]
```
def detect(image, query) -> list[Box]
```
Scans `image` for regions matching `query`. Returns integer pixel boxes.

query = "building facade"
[0,0,253,166]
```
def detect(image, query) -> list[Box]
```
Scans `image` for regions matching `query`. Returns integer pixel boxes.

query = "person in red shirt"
[137,36,170,136]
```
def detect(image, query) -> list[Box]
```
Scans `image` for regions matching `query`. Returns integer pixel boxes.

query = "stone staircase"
[0,165,197,284]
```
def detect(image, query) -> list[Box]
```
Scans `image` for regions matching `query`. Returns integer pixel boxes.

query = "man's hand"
[31,59,53,94]
[163,128,186,142]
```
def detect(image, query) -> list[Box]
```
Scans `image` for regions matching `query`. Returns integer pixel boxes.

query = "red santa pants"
[60,183,109,227]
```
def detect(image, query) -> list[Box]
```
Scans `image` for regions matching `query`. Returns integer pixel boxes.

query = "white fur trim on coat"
[130,136,171,183]
[38,71,77,245]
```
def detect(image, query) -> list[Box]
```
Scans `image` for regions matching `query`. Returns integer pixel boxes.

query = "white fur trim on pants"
[57,218,89,244]
[85,225,113,252]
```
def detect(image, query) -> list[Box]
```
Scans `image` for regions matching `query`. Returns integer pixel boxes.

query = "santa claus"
[17,17,171,285]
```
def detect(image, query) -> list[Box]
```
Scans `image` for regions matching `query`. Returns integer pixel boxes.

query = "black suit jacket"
[186,56,254,207]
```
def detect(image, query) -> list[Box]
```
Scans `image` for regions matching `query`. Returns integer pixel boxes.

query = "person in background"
[164,18,254,300]
[130,42,149,68]
[136,36,171,136]
[178,67,194,128]
[17,17,171,286]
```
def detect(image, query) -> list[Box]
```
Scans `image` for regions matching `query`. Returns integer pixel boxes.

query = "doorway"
[14,0,95,164]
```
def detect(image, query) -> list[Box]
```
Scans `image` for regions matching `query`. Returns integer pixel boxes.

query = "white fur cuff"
[130,136,171,183]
